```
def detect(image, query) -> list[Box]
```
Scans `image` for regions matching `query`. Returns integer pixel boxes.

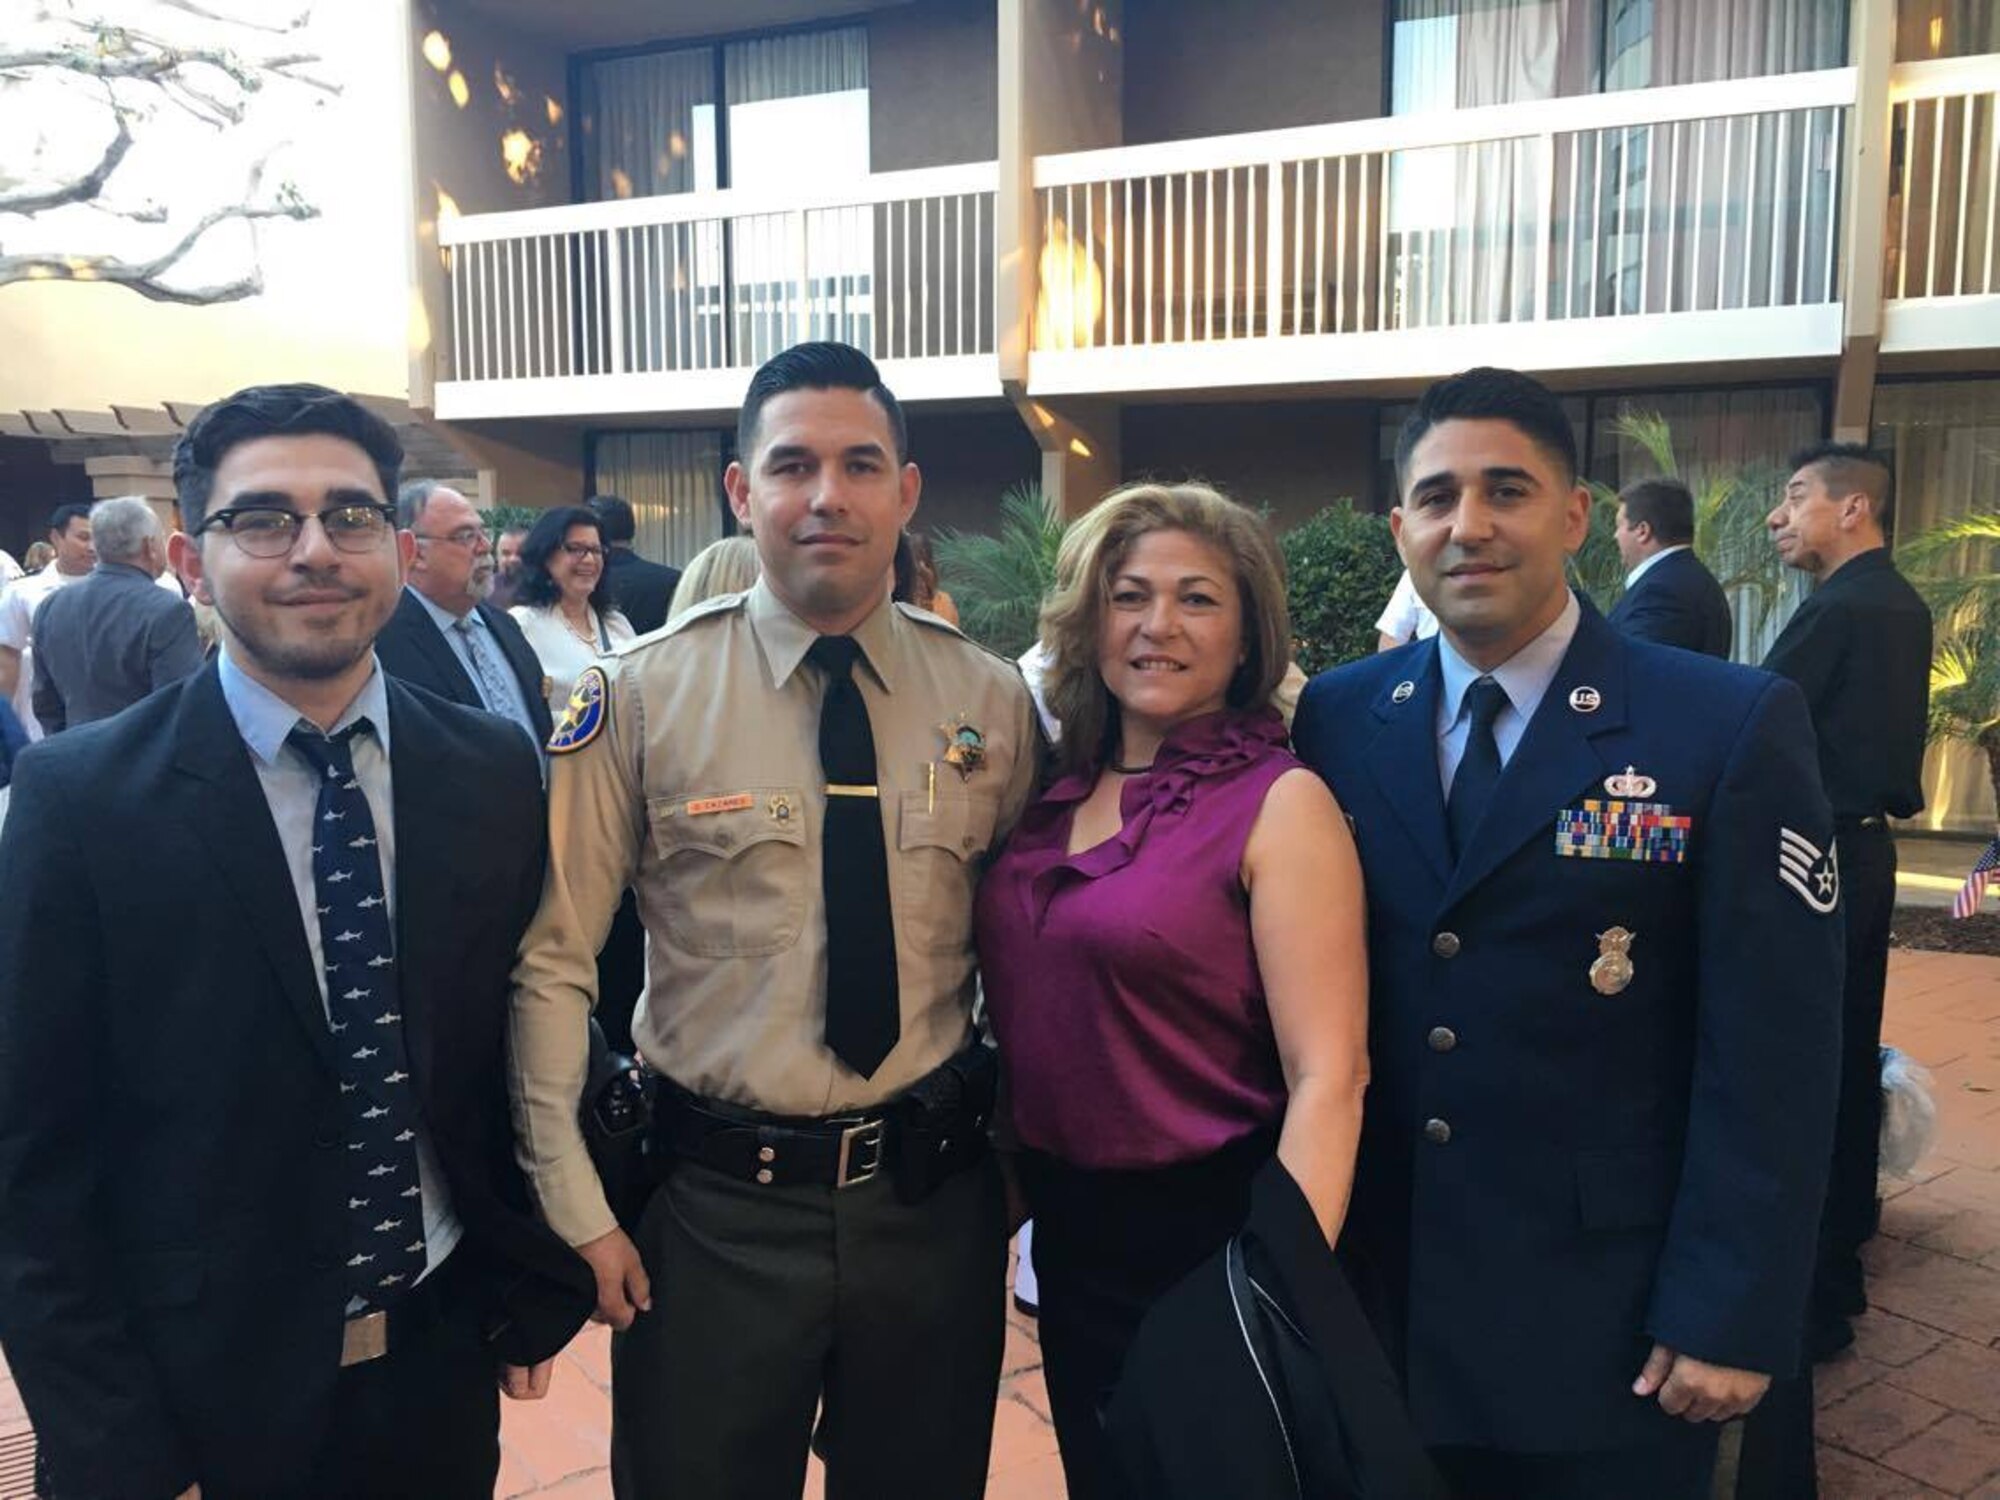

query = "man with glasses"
[374,479,552,756]
[0,384,591,1499]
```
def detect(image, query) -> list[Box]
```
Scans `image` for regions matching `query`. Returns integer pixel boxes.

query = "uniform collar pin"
[1391,680,1416,705]
[1569,685,1602,714]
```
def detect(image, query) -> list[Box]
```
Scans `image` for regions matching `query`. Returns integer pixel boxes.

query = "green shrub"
[934,485,1066,660]
[1281,502,1402,675]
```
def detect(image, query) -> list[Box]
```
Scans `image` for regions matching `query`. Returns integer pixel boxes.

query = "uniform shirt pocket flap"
[121,1247,206,1308]
[1574,1147,1681,1232]
[650,789,808,861]
[897,790,1000,863]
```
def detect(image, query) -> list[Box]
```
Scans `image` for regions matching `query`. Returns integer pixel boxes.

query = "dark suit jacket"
[372,587,553,745]
[1606,547,1734,658]
[0,664,592,1499]
[603,547,682,636]
[30,563,203,731]
[1291,601,1841,1456]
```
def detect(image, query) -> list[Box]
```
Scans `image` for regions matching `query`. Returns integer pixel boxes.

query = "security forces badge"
[1778,826,1840,914]
[548,665,609,754]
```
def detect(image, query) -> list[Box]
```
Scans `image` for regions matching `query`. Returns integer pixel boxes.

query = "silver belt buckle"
[835,1118,886,1188]
[340,1308,389,1367]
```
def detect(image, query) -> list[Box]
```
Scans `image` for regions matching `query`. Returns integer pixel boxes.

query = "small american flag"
[1951,836,2000,919]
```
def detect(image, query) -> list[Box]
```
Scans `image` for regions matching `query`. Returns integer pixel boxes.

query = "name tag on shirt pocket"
[1555,800,1691,865]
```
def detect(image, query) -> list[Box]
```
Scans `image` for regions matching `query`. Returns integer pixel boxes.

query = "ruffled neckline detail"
[1043,706,1289,818]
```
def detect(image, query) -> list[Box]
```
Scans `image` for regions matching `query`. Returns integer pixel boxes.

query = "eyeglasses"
[560,542,606,562]
[415,526,488,549]
[200,504,396,558]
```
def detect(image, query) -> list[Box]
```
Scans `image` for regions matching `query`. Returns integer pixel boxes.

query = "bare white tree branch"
[0,191,318,303]
[0,108,131,213]
[153,0,313,33]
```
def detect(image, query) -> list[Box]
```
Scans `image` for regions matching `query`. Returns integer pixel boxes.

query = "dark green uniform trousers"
[610,1154,1007,1499]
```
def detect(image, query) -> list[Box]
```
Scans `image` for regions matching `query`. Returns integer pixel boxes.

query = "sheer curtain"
[578,49,717,202]
[1876,379,2000,834]
[1896,1,2000,60]
[593,431,729,568]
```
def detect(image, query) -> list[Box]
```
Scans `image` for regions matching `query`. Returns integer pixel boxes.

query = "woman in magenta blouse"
[975,482,1370,1500]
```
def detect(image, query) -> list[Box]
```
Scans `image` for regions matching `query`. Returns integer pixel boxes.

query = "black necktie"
[287,722,427,1305]
[807,635,900,1077]
[1446,677,1509,860]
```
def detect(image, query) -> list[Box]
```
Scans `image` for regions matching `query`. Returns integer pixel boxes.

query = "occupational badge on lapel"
[938,716,986,781]
[1555,799,1691,864]
[1569,685,1602,714]
[1391,680,1415,705]
[1590,927,1636,995]
[547,666,608,754]
[1778,827,1840,914]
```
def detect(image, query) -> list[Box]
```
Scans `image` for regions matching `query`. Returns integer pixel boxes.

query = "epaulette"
[893,601,1018,669]
[607,590,746,661]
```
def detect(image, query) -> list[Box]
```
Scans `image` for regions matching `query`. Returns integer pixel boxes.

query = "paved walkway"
[1,948,1993,1498]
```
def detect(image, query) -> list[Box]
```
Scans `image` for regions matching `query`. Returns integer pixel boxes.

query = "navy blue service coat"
[1291,598,1841,1456]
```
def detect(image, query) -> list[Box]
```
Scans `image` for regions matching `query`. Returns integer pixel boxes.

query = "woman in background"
[893,530,959,626]
[509,506,635,712]
[667,535,760,623]
[975,481,1369,1500]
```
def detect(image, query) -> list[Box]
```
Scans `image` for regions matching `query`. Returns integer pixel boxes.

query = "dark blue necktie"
[1446,677,1508,860]
[808,635,900,1077]
[288,721,427,1306]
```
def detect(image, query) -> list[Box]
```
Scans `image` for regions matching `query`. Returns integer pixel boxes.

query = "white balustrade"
[1888,56,2000,302]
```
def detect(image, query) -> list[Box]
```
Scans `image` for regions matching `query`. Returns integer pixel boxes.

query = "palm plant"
[932,484,1066,660]
[1897,511,2000,814]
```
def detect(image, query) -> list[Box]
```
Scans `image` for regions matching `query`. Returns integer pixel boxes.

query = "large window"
[1875,378,2000,833]
[1896,1,2000,61]
[1389,1,1846,326]
[574,27,872,368]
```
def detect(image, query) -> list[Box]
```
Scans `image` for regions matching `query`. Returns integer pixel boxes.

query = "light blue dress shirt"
[217,649,462,1284]
[1435,590,1582,795]
[408,587,542,753]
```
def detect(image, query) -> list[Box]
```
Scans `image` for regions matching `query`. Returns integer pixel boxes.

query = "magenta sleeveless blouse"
[976,707,1297,1169]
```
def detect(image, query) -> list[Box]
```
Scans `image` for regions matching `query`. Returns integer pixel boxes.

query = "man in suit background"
[30,495,203,733]
[0,385,590,1499]
[1290,368,1841,1500]
[374,479,551,754]
[1607,478,1734,657]
[589,493,681,635]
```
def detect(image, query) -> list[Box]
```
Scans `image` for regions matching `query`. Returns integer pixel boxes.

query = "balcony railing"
[1030,69,1854,386]
[436,163,998,414]
[1888,56,2000,300]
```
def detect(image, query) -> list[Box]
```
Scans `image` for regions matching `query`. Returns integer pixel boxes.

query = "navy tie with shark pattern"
[288,721,427,1306]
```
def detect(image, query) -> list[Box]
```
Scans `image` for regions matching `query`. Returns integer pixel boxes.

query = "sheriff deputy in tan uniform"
[509,342,1037,1500]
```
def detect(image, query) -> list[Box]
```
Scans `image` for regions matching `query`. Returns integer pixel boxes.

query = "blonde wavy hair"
[1039,481,1291,776]
[668,535,761,621]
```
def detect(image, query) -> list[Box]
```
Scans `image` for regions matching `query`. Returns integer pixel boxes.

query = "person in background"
[666,535,760,623]
[508,507,635,715]
[1607,478,1733,657]
[894,530,960,627]
[489,524,530,610]
[20,542,53,575]
[1375,565,1438,651]
[0,548,19,585]
[1293,367,1841,1500]
[0,505,96,741]
[30,496,202,733]
[590,494,682,636]
[977,481,1369,1500]
[374,480,551,758]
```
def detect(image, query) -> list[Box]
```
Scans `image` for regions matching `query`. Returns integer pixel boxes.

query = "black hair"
[47,503,92,535]
[173,383,402,534]
[736,341,908,466]
[1789,440,1895,529]
[1395,367,1579,492]
[588,493,636,544]
[514,505,615,613]
[1617,477,1697,546]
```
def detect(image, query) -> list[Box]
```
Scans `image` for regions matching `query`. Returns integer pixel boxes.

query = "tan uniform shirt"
[510,580,1038,1246]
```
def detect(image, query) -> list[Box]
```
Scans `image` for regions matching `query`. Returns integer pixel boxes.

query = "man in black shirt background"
[588,495,681,636]
[1762,442,1932,1352]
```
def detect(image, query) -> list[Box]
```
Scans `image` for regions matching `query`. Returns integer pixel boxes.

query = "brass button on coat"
[1432,931,1462,958]
[1424,1117,1452,1145]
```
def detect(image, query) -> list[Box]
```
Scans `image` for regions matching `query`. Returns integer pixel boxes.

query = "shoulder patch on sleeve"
[1778,826,1840,914]
[548,665,609,754]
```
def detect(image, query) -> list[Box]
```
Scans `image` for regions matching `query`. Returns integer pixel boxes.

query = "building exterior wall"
[870,0,1001,171]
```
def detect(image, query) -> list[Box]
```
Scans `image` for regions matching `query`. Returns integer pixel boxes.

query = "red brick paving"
[1,949,1994,1498]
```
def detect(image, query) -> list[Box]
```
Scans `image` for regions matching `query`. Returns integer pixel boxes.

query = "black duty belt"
[657,1085,892,1190]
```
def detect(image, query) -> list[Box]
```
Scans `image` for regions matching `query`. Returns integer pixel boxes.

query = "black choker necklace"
[1109,759,1154,775]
